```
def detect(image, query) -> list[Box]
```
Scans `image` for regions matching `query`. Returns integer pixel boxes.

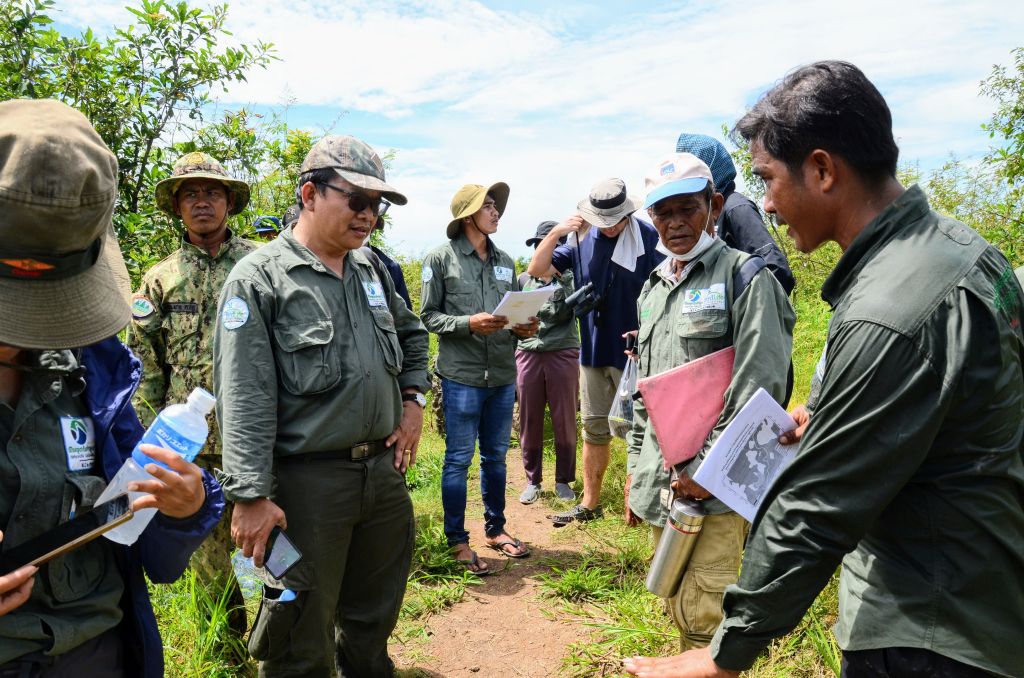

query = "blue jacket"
[83,337,224,678]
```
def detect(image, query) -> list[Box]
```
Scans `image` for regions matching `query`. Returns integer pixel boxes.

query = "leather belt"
[278,439,391,463]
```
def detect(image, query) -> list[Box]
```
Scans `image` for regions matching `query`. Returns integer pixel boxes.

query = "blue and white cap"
[642,153,714,209]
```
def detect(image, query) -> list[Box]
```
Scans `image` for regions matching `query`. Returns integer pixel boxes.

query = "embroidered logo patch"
[362,281,387,307]
[131,294,155,318]
[681,283,726,313]
[221,296,250,330]
[494,266,514,284]
[421,265,433,283]
[60,416,96,472]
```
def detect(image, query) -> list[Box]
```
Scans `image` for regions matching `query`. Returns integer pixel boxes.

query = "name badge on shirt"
[60,416,96,472]
[362,281,388,307]
[494,266,513,284]
[681,283,726,313]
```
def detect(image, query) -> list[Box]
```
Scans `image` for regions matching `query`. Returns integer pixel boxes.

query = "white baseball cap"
[642,153,714,209]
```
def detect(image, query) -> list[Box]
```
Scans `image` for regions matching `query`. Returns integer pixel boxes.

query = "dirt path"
[394,483,592,678]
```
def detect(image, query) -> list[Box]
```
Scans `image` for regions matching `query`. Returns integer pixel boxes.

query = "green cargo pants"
[651,510,749,651]
[248,450,415,678]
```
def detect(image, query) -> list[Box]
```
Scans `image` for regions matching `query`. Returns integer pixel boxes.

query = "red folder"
[636,346,735,470]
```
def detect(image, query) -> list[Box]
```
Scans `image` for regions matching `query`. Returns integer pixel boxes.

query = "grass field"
[153,258,838,676]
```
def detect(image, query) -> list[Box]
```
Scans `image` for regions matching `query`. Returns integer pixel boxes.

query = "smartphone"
[0,494,133,572]
[264,526,302,580]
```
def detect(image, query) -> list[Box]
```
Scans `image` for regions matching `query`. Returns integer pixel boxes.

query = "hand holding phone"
[264,527,302,580]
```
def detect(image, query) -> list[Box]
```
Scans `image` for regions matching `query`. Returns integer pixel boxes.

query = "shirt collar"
[181,227,236,260]
[453,230,497,261]
[821,185,930,308]
[654,238,726,286]
[275,227,372,275]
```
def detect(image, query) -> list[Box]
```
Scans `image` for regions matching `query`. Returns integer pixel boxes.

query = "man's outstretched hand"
[623,647,739,678]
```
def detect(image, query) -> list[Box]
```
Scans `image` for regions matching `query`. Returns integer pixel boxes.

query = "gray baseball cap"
[300,135,407,205]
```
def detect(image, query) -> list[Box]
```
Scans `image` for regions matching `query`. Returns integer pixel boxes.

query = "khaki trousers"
[651,511,749,651]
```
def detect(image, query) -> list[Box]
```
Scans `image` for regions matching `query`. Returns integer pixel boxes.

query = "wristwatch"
[402,392,427,408]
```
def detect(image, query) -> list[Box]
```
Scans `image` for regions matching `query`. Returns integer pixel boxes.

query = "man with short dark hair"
[626,60,1024,678]
[215,135,429,677]
[528,179,664,526]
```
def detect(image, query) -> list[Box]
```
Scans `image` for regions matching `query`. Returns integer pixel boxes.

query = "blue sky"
[55,0,1024,257]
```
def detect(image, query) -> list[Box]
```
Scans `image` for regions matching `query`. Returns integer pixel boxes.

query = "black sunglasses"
[316,182,390,217]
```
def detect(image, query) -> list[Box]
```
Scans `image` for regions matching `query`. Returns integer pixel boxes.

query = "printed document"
[692,387,798,522]
[491,285,557,326]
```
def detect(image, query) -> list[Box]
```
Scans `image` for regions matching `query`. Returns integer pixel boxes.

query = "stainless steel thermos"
[645,498,707,598]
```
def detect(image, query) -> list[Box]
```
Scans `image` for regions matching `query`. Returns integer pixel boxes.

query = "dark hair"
[296,169,336,208]
[731,61,898,184]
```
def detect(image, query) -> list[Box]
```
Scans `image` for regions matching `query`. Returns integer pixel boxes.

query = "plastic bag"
[608,357,638,439]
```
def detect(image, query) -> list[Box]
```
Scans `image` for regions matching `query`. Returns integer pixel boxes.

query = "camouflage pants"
[192,456,249,658]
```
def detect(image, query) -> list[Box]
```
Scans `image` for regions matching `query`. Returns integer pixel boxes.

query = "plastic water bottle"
[231,551,262,600]
[132,388,216,469]
[100,388,215,546]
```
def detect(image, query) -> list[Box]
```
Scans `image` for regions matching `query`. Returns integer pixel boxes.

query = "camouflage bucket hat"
[300,135,407,206]
[0,99,132,349]
[154,152,251,217]
[446,182,510,239]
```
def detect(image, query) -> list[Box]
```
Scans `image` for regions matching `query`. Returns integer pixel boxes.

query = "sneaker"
[554,482,576,501]
[548,503,603,527]
[519,484,542,504]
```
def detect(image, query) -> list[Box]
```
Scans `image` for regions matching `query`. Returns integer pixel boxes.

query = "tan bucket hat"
[577,178,642,229]
[0,99,132,349]
[154,152,251,217]
[300,135,407,206]
[447,182,510,239]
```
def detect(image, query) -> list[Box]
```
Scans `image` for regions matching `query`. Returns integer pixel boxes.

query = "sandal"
[453,546,491,576]
[486,536,530,559]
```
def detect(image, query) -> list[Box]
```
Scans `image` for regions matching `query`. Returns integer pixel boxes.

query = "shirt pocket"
[272,320,342,395]
[675,309,730,360]
[47,474,108,603]
[444,277,477,314]
[370,309,404,376]
[163,305,201,366]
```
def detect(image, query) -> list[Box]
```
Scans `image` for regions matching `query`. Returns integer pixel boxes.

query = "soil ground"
[394,482,594,678]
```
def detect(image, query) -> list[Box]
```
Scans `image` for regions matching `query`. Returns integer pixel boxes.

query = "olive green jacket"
[420,232,519,387]
[711,186,1024,677]
[213,228,430,502]
[127,230,257,457]
[627,239,795,522]
[516,271,580,353]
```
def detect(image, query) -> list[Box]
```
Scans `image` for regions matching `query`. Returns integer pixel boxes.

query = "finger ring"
[403,450,411,455]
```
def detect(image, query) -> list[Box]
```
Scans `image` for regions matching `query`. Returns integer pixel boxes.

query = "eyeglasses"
[316,182,390,217]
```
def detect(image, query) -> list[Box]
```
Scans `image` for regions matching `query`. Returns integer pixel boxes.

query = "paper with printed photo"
[491,285,557,326]
[692,387,798,522]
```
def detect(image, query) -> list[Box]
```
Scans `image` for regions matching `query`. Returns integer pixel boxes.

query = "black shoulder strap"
[732,254,768,299]
[731,253,793,407]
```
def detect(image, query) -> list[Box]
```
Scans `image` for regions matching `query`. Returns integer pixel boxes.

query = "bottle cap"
[187,387,217,415]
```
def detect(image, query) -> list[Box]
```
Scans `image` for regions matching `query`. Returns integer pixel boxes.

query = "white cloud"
[51,0,1024,257]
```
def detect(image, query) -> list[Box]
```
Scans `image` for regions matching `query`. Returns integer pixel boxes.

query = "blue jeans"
[441,377,515,545]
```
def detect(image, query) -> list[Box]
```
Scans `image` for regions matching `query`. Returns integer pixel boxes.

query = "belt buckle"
[351,442,371,460]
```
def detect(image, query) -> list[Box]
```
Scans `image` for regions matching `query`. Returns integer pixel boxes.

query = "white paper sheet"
[491,285,557,326]
[692,387,798,522]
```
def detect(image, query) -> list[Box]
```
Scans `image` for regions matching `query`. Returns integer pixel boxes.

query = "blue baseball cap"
[675,133,737,191]
[642,153,713,209]
[253,216,280,233]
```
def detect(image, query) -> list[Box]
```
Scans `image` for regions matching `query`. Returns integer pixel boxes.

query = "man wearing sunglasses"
[214,135,430,677]
[126,152,258,659]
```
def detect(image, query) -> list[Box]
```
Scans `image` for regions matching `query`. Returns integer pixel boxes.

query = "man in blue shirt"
[528,178,664,524]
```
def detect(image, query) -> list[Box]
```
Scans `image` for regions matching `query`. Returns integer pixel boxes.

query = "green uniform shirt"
[127,230,257,457]
[711,186,1024,677]
[516,272,580,353]
[420,233,519,387]
[0,351,123,662]
[627,240,794,522]
[213,228,430,502]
